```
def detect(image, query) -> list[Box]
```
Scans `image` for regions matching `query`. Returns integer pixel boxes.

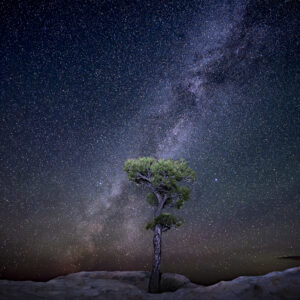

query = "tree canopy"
[123,157,196,231]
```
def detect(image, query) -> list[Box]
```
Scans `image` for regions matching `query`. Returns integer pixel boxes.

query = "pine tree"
[123,157,196,293]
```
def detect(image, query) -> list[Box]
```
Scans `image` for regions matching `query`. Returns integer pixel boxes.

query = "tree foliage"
[123,157,196,230]
[145,213,183,232]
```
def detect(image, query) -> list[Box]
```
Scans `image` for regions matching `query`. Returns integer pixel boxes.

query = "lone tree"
[123,157,196,293]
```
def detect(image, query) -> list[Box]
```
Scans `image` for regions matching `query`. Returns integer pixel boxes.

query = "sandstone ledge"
[0,267,299,299]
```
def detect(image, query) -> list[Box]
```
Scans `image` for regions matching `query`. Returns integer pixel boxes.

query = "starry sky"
[0,0,299,285]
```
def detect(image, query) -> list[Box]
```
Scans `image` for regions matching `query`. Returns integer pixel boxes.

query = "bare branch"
[162,226,170,232]
[136,172,151,183]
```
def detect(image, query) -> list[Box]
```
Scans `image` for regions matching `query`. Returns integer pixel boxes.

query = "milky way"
[0,0,299,284]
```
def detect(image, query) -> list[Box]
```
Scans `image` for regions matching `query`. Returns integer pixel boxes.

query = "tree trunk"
[148,224,162,293]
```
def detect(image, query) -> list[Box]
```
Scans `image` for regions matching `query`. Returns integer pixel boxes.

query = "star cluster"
[0,0,299,284]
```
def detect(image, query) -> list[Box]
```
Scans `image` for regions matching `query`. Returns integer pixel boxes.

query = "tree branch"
[136,172,151,183]
[162,226,170,232]
[154,193,168,217]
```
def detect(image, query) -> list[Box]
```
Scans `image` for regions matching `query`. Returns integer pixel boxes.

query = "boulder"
[160,273,191,292]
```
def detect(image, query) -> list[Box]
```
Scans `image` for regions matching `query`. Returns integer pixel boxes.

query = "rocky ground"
[0,267,299,299]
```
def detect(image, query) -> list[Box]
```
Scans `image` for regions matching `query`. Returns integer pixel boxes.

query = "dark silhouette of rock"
[0,267,299,299]
[160,273,195,292]
[278,256,300,261]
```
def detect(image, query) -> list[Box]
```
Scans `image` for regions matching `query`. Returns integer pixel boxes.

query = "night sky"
[0,0,299,285]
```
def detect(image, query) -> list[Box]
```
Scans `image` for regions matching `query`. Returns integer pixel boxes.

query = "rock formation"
[0,267,299,299]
